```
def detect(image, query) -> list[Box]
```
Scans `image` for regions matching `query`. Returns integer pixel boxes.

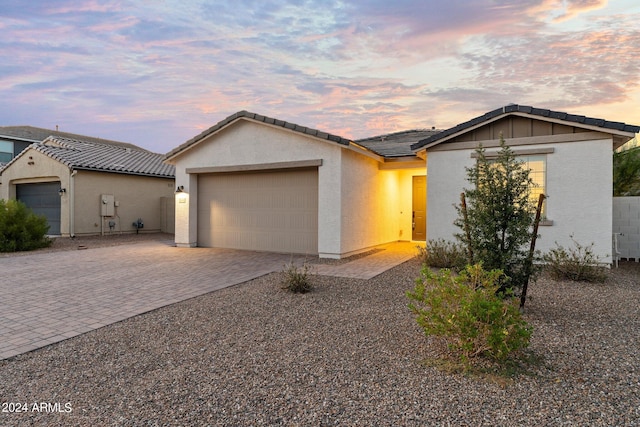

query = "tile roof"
[165,111,353,160]
[2,136,174,178]
[411,104,640,151]
[355,129,441,157]
[0,125,144,151]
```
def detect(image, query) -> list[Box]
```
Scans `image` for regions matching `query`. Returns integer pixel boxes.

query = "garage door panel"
[198,169,318,254]
[16,182,61,235]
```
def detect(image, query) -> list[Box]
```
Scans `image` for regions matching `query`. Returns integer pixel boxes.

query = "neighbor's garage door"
[198,169,318,254]
[16,182,61,235]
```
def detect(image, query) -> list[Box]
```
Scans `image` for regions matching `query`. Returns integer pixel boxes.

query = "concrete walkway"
[312,241,419,279]
[0,240,418,360]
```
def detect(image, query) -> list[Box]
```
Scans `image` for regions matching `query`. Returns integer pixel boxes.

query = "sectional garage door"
[197,168,318,254]
[16,182,61,235]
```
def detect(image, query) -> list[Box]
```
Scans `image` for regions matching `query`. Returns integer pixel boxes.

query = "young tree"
[613,146,640,196]
[454,138,537,292]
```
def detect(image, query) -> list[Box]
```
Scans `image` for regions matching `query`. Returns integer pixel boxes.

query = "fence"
[613,196,640,261]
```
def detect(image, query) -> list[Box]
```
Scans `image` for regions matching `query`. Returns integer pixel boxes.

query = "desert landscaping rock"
[0,238,639,426]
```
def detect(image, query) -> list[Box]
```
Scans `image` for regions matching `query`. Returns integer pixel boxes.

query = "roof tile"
[20,137,175,178]
[412,104,640,151]
[165,111,352,160]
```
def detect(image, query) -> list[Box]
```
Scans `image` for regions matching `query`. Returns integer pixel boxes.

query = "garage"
[16,182,61,235]
[197,168,318,254]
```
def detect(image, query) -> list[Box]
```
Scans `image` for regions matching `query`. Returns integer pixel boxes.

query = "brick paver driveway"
[0,241,306,360]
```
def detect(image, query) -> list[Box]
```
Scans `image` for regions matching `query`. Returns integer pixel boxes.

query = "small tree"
[0,199,51,252]
[613,146,640,196]
[454,138,537,292]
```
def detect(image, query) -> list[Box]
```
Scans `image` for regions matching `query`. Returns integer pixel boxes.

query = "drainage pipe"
[69,169,77,237]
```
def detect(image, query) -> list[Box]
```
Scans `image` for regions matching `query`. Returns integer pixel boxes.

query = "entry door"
[412,176,426,241]
[16,182,61,235]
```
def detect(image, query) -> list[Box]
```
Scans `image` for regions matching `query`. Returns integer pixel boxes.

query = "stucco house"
[0,133,175,236]
[411,104,640,264]
[164,111,436,258]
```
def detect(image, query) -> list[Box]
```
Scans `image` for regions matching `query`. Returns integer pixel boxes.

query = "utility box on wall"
[101,194,115,217]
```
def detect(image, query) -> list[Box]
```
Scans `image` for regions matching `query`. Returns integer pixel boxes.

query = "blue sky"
[1,0,639,153]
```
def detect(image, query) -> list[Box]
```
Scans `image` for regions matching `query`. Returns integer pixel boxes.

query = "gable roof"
[165,111,353,161]
[1,136,174,178]
[0,125,144,151]
[411,104,640,151]
[355,129,441,158]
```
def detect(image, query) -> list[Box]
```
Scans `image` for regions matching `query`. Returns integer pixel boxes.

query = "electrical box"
[101,194,115,217]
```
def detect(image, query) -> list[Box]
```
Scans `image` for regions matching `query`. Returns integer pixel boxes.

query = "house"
[411,104,640,263]
[164,111,437,258]
[0,133,175,236]
[0,125,134,163]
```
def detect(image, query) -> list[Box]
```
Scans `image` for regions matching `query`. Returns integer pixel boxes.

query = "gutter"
[69,169,77,237]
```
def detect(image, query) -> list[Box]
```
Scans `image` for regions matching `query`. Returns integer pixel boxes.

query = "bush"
[416,239,467,271]
[0,199,51,252]
[281,261,313,293]
[454,139,538,292]
[407,264,532,366]
[543,237,607,283]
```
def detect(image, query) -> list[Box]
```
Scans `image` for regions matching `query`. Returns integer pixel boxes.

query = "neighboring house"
[0,135,175,236]
[411,104,640,264]
[0,125,130,163]
[164,111,437,258]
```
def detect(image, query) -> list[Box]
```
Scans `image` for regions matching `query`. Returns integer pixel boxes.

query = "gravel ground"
[1,240,639,426]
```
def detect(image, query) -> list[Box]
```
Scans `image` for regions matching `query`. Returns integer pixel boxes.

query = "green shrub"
[416,239,467,271]
[0,199,51,252]
[281,261,313,293]
[454,139,539,292]
[543,237,607,283]
[407,264,532,366]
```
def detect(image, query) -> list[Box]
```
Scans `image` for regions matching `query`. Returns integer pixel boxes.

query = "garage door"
[16,182,61,235]
[198,168,318,254]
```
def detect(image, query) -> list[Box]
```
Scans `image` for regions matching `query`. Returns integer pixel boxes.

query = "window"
[0,141,13,163]
[472,148,550,218]
[520,155,546,213]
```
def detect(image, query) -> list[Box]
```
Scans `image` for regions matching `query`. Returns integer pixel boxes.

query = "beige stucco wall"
[169,119,344,255]
[168,118,426,258]
[426,137,614,263]
[339,151,425,254]
[73,171,175,235]
[0,148,71,234]
[0,147,175,236]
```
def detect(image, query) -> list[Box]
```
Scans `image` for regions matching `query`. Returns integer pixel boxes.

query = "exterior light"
[175,185,185,193]
[58,188,66,196]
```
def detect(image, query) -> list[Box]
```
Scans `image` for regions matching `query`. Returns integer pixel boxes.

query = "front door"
[412,176,426,241]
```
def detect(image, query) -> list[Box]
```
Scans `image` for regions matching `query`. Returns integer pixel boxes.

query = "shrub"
[416,239,466,271]
[543,237,608,283]
[454,139,539,292]
[281,261,313,293]
[0,199,51,252]
[407,264,532,366]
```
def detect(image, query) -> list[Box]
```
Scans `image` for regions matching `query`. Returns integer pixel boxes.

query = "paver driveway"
[0,241,307,360]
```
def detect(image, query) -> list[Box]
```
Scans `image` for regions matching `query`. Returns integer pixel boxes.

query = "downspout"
[69,169,77,237]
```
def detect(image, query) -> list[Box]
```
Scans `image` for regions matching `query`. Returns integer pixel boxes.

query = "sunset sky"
[1,0,639,153]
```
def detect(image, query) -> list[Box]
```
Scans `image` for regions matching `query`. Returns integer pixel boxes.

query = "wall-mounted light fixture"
[58,188,67,196]
[175,185,185,193]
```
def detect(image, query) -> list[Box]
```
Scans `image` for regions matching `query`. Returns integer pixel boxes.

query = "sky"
[1,0,639,154]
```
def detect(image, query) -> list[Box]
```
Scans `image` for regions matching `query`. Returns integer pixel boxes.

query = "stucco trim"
[471,147,555,158]
[185,159,323,174]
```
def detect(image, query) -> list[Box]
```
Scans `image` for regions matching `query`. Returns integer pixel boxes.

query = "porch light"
[58,188,66,196]
[175,185,185,193]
